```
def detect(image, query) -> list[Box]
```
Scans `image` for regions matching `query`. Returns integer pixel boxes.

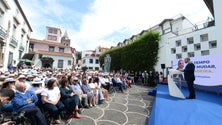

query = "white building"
[81,46,109,71]
[0,0,32,71]
[155,0,221,77]
[113,0,221,78]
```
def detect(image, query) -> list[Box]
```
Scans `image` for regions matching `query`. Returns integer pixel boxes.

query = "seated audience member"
[18,75,26,83]
[99,75,110,92]
[121,74,131,88]
[11,82,47,125]
[2,78,16,92]
[0,75,6,88]
[70,77,89,108]
[112,75,124,93]
[60,78,81,119]
[1,78,16,112]
[41,79,65,124]
[88,77,104,104]
[116,74,127,89]
[28,78,44,107]
[25,74,35,90]
[81,79,96,107]
[0,88,15,125]
[94,77,108,102]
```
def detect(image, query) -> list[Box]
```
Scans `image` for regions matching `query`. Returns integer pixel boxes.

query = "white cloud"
[20,0,212,51]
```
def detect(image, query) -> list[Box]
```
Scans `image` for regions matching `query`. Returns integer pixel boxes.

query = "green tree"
[100,31,160,71]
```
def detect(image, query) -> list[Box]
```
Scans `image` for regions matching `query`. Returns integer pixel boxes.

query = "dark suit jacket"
[184,62,195,82]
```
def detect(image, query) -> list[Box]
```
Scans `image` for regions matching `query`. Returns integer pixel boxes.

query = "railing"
[0,26,7,39]
[175,20,215,36]
[10,36,18,47]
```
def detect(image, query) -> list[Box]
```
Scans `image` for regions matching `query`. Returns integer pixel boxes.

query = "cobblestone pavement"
[59,85,155,125]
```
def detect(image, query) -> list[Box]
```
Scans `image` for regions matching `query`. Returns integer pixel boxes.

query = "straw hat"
[18,75,26,79]
[31,78,43,84]
[3,78,16,84]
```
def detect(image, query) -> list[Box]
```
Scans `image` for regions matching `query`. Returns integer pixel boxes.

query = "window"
[19,51,22,59]
[200,34,208,42]
[59,48,64,53]
[8,52,13,66]
[39,54,42,59]
[163,28,171,34]
[89,59,93,64]
[85,54,89,57]
[182,46,187,52]
[29,43,34,51]
[58,60,63,68]
[49,46,55,52]
[209,40,217,49]
[88,67,93,70]
[187,37,194,44]
[176,54,182,59]
[194,44,201,51]
[96,59,99,64]
[171,48,176,54]
[47,35,57,41]
[12,25,17,37]
[21,34,24,43]
[0,8,4,17]
[68,60,71,65]
[48,28,57,34]
[188,52,194,57]
[201,50,209,56]
[175,40,181,47]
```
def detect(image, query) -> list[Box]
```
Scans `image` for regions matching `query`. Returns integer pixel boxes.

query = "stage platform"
[148,84,222,125]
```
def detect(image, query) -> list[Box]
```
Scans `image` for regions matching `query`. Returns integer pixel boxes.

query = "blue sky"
[19,0,212,51]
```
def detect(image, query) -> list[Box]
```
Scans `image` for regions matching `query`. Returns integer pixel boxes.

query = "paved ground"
[60,85,155,125]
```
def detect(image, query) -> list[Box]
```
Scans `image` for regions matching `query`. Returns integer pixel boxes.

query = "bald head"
[15,82,27,92]
[184,58,190,63]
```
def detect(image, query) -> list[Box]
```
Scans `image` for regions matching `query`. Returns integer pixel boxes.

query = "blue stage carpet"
[148,84,222,125]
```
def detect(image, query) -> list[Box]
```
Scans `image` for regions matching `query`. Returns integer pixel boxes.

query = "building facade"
[25,27,75,70]
[113,0,221,78]
[0,0,32,71]
[81,46,109,71]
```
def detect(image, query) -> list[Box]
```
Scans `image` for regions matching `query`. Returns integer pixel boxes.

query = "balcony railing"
[0,26,7,40]
[10,36,18,47]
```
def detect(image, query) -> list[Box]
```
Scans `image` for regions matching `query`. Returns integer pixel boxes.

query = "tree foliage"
[100,31,160,71]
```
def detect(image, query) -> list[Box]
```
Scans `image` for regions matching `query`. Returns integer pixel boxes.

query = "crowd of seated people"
[0,69,132,124]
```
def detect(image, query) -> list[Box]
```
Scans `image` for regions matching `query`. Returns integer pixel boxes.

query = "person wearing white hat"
[2,78,16,92]
[0,75,6,87]
[28,78,44,108]
[25,74,35,90]
[18,75,26,82]
[1,78,16,112]
[28,78,44,95]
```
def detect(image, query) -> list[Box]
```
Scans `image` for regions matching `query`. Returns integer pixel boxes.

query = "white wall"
[0,0,31,71]
[33,54,73,69]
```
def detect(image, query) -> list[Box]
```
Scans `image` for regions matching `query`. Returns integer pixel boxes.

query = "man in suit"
[180,58,195,99]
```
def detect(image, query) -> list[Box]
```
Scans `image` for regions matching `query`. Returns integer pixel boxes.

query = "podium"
[167,69,185,99]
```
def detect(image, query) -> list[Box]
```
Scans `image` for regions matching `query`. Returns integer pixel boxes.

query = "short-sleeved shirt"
[41,87,60,102]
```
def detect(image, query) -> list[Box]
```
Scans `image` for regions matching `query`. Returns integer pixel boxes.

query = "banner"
[172,54,222,86]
